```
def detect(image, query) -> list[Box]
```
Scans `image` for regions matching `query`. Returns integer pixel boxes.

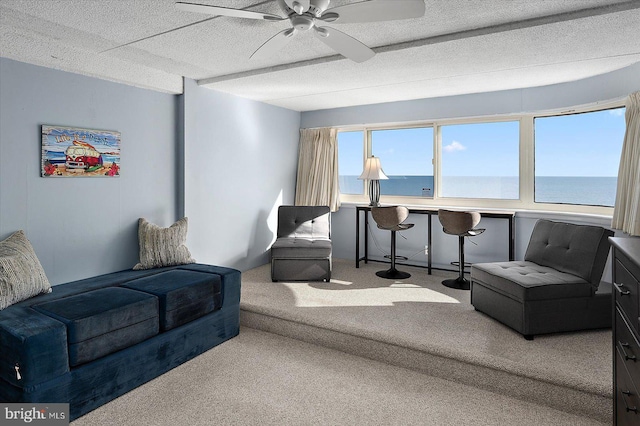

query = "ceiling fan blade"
[284,0,310,15]
[251,28,297,60]
[313,27,375,63]
[321,0,426,24]
[176,2,284,21]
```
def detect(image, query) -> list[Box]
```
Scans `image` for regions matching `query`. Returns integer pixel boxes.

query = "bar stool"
[438,209,485,290]
[372,206,414,279]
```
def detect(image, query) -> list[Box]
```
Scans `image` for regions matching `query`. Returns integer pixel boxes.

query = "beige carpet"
[72,327,606,426]
[240,258,612,421]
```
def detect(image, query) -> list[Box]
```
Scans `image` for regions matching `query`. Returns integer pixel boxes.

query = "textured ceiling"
[1,0,639,111]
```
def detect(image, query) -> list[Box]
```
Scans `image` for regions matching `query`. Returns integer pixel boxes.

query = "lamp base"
[368,180,381,206]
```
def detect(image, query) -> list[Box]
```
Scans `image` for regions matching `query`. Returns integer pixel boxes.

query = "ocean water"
[534,176,617,206]
[339,175,618,207]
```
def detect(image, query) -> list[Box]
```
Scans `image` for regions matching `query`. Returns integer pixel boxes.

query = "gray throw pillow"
[133,217,195,270]
[0,230,52,310]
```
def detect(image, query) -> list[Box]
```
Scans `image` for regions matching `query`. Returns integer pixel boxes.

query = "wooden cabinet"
[611,237,640,425]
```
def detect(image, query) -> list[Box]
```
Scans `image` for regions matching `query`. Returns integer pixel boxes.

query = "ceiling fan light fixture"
[307,0,331,17]
[319,12,338,23]
[292,1,304,15]
[315,27,329,37]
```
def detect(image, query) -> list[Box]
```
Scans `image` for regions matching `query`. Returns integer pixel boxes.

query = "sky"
[338,107,626,177]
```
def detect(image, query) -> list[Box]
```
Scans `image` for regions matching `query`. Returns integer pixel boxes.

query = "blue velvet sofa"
[0,263,240,420]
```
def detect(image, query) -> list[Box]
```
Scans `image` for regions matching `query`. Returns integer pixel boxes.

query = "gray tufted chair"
[438,209,485,290]
[372,206,415,279]
[471,219,613,339]
[270,205,331,282]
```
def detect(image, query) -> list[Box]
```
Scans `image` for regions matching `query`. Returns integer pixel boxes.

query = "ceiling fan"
[175,0,426,63]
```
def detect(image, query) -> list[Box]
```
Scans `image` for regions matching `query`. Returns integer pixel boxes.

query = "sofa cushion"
[0,230,51,310]
[133,217,195,270]
[122,270,220,331]
[33,287,159,367]
[471,261,594,302]
[271,238,332,259]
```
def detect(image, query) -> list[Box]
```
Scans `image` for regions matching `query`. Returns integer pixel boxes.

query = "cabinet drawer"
[615,258,639,333]
[616,351,640,425]
[616,308,640,386]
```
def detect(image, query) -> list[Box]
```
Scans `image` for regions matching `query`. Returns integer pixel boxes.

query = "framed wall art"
[41,125,121,177]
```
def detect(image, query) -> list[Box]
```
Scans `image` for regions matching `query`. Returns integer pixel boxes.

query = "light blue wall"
[182,79,300,271]
[301,62,640,128]
[2,56,636,284]
[0,58,179,285]
[301,62,640,276]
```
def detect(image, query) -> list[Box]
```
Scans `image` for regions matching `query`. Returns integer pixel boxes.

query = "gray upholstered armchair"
[471,219,613,340]
[270,205,332,282]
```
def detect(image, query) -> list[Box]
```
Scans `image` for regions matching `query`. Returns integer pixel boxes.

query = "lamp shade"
[358,156,388,180]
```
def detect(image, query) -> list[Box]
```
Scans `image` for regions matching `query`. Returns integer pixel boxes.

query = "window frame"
[532,106,626,209]
[369,125,436,199]
[336,99,625,216]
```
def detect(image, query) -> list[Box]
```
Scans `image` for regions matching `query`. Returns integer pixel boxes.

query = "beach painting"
[41,125,121,178]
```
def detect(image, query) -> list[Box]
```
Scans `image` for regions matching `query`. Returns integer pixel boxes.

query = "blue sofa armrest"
[0,306,70,388]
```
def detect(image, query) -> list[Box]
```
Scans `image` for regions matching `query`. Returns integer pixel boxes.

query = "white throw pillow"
[0,230,52,310]
[133,217,195,270]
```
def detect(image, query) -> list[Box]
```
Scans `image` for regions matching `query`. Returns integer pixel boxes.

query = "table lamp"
[358,156,388,206]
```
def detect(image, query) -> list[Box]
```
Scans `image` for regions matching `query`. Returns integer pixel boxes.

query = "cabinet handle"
[614,282,631,296]
[622,390,639,413]
[619,341,638,361]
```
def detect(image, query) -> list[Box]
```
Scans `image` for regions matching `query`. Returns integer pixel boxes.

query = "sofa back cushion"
[524,220,613,287]
[277,206,330,240]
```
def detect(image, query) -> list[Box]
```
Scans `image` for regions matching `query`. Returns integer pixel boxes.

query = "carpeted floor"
[239,258,612,421]
[72,327,606,426]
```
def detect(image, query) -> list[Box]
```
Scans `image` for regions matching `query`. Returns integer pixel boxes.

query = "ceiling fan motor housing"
[291,15,315,31]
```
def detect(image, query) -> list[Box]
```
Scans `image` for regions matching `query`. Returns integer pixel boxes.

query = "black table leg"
[356,208,360,268]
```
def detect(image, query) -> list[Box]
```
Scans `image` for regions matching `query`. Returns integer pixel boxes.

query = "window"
[440,121,520,199]
[371,127,434,197]
[334,102,624,213]
[337,131,364,195]
[534,107,625,207]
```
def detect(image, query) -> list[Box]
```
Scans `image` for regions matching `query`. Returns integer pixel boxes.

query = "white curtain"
[612,91,640,236]
[294,128,341,212]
